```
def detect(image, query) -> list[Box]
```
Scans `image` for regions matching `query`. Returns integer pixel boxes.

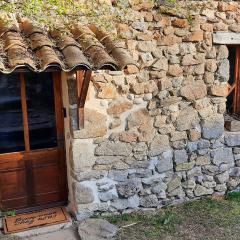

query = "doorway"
[0,71,68,212]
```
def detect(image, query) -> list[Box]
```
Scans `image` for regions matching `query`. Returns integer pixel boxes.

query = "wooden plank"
[3,207,70,234]
[213,32,240,45]
[77,70,92,129]
[236,47,240,115]
[20,73,30,152]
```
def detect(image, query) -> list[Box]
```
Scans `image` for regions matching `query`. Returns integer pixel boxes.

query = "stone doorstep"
[0,212,73,238]
[27,227,79,240]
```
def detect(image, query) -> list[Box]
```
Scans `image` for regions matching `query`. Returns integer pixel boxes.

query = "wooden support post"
[76,70,92,129]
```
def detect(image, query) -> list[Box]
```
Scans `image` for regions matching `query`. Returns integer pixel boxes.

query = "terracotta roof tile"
[0,20,137,73]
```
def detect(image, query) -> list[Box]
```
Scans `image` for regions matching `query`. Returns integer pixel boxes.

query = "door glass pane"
[25,72,57,150]
[0,73,25,154]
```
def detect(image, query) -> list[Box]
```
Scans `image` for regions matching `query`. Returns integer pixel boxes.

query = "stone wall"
[66,1,240,220]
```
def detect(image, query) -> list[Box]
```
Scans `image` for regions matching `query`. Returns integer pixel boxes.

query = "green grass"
[107,196,240,240]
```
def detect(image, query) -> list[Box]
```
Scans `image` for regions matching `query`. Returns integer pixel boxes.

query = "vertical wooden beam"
[77,70,92,129]
[236,47,240,115]
[20,73,30,152]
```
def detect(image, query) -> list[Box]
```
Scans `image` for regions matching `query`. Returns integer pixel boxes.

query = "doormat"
[3,207,70,234]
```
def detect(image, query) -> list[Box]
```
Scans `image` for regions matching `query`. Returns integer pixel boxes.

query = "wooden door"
[0,72,68,212]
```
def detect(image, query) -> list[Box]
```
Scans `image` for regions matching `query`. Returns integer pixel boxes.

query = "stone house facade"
[65,1,240,220]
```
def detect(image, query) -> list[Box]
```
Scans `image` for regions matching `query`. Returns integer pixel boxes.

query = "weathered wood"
[0,72,68,212]
[20,73,30,152]
[77,70,92,129]
[213,32,240,44]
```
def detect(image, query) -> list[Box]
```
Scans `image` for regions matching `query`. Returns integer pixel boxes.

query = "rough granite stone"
[194,185,214,196]
[202,115,224,139]
[73,183,95,204]
[78,219,118,240]
[211,148,234,166]
[95,141,132,156]
[73,109,107,139]
[149,135,170,156]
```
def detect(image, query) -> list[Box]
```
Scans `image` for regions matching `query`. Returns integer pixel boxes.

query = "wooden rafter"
[76,70,92,129]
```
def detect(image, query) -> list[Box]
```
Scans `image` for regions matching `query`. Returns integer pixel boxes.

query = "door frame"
[0,71,68,213]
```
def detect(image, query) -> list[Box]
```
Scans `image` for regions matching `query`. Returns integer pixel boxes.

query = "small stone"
[215,171,229,184]
[116,180,142,198]
[176,162,195,171]
[78,219,118,240]
[175,28,189,37]
[163,26,174,35]
[225,132,240,146]
[73,109,107,139]
[167,176,182,192]
[142,174,164,186]
[205,59,217,72]
[204,72,214,84]
[176,108,199,131]
[194,185,214,196]
[230,167,240,177]
[218,2,238,12]
[168,64,183,77]
[196,156,211,166]
[73,183,94,204]
[172,19,189,28]
[174,150,188,164]
[194,64,205,75]
[211,148,234,166]
[180,82,207,101]
[140,195,159,208]
[201,23,213,32]
[188,129,201,141]
[218,59,230,82]
[217,45,229,59]
[149,135,170,156]
[182,54,200,66]
[98,85,118,99]
[158,78,172,90]
[214,22,228,32]
[107,97,133,117]
[138,41,157,52]
[170,131,187,141]
[201,9,215,19]
[225,119,240,132]
[99,190,118,202]
[111,195,140,210]
[168,186,185,198]
[158,34,182,46]
[119,132,138,143]
[152,57,168,71]
[151,182,167,194]
[143,93,153,101]
[95,141,132,156]
[202,115,224,140]
[156,150,174,173]
[127,108,155,142]
[184,30,204,42]
[209,84,228,97]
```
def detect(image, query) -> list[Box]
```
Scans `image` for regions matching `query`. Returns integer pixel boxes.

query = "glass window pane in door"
[0,73,25,154]
[25,72,57,150]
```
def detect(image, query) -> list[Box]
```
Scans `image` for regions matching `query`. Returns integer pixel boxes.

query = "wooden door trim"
[20,73,30,152]
[0,71,68,212]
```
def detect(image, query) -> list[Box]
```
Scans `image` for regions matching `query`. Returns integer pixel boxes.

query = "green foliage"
[0,210,16,217]
[0,0,130,31]
[226,191,240,202]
